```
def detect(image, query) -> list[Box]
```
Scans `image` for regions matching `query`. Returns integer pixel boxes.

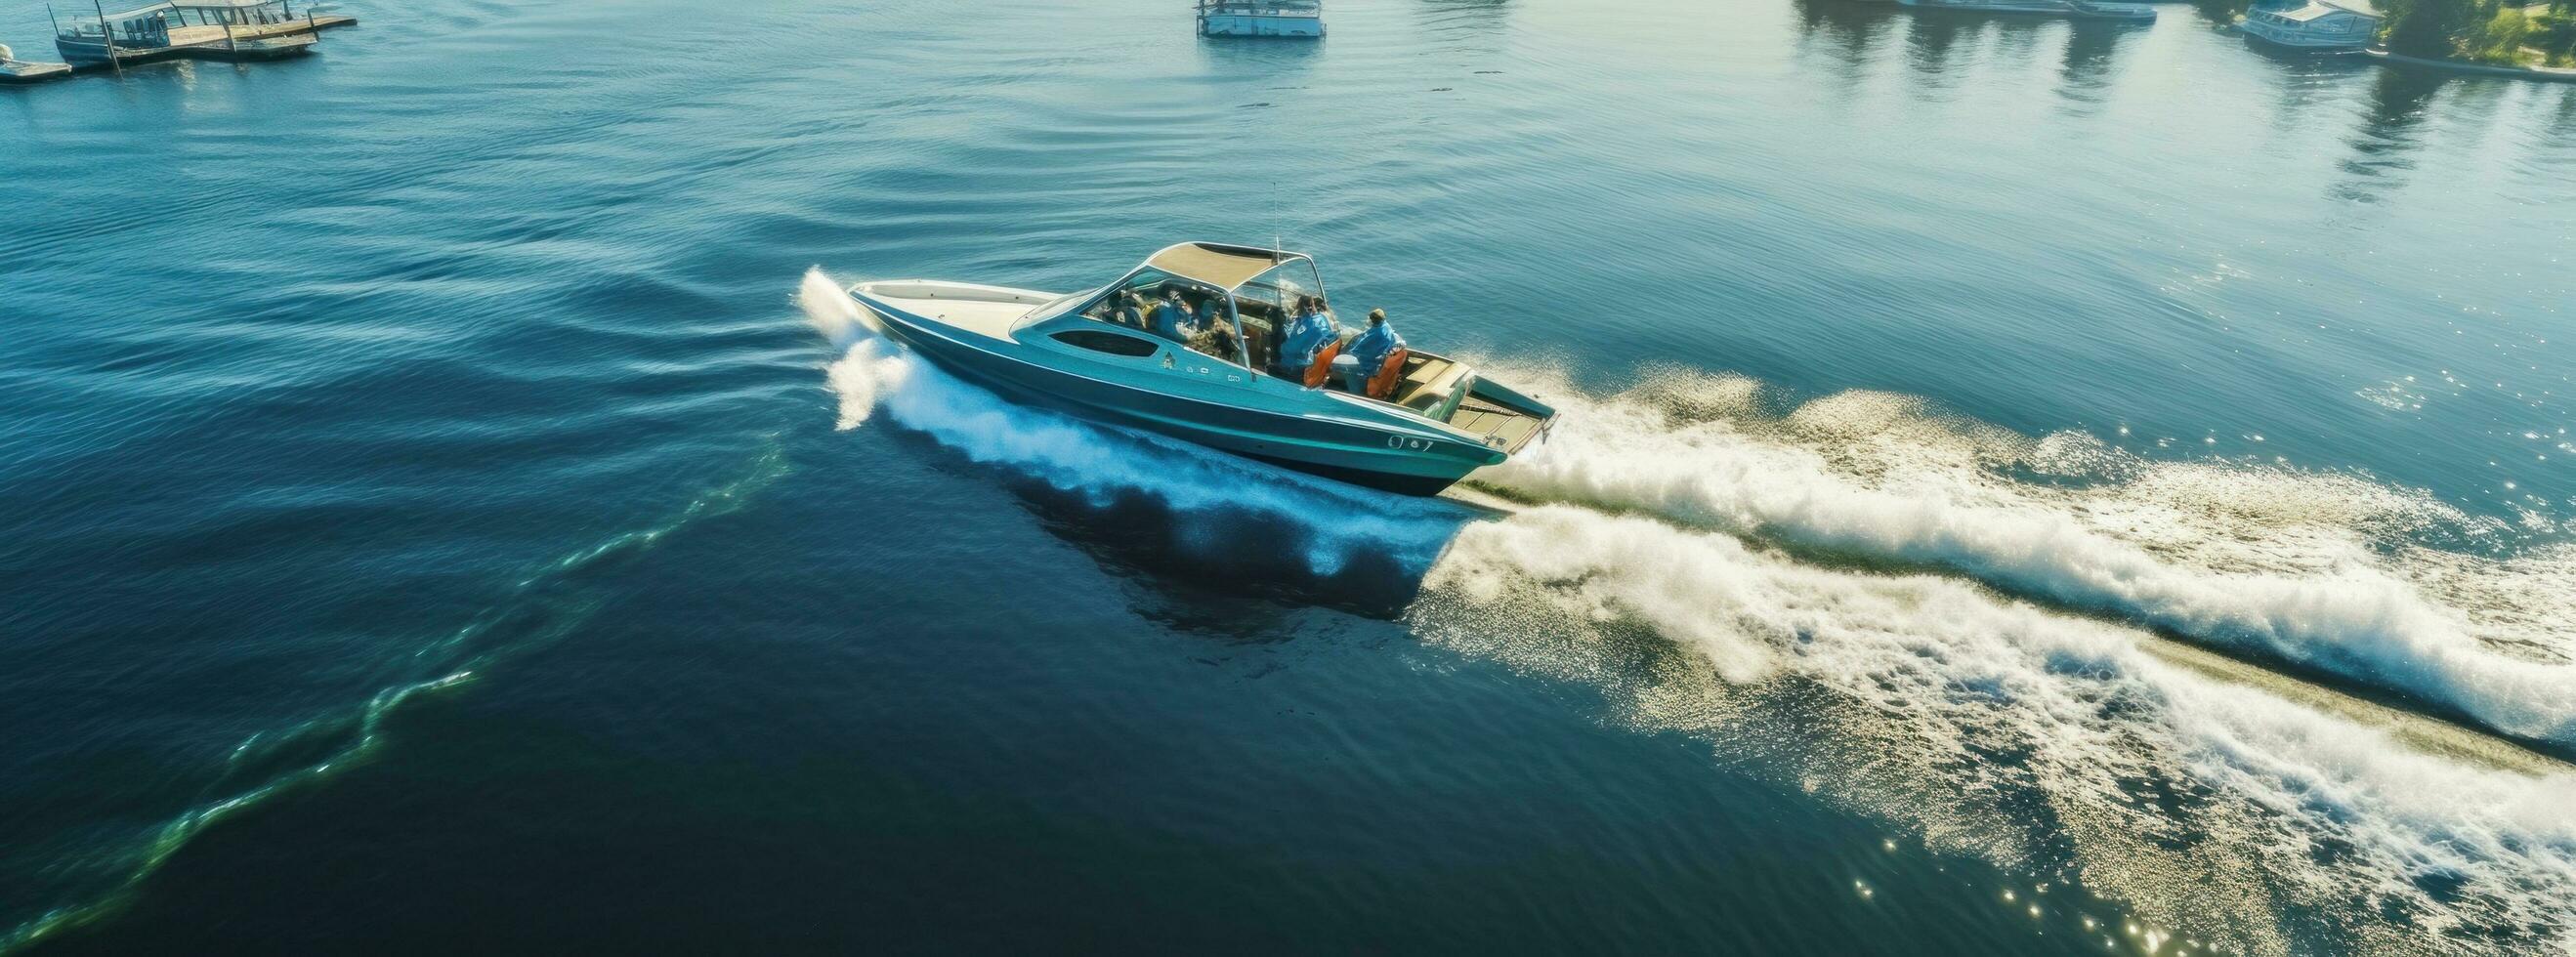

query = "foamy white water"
[1412,508,2576,957]
[1475,366,2576,745]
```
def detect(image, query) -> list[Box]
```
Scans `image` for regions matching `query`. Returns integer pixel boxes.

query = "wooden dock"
[1,59,76,83]
[59,10,359,73]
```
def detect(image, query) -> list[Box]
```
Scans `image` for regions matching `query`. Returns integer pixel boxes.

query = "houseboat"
[1197,1,1325,38]
[2240,0,2382,51]
[50,0,352,68]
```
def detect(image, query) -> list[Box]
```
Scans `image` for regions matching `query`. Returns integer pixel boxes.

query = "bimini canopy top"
[1142,242,1311,293]
[90,0,291,21]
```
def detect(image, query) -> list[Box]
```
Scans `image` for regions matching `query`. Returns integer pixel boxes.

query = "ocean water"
[5,0,2574,953]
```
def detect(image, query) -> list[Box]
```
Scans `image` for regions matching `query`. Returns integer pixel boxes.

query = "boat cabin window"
[1050,329,1162,357]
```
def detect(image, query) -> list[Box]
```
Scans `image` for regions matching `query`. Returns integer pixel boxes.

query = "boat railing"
[1197,0,1323,13]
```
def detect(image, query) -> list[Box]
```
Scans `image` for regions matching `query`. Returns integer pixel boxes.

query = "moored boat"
[1196,0,1325,38]
[2065,0,2156,21]
[2239,0,2382,51]
[844,242,1556,496]
[51,0,347,67]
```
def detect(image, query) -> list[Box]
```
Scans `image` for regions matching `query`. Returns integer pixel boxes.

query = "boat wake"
[1468,364,2576,746]
[1413,507,2576,956]
[801,270,2576,955]
[0,446,787,956]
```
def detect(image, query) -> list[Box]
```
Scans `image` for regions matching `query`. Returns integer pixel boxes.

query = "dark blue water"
[6,1,2574,954]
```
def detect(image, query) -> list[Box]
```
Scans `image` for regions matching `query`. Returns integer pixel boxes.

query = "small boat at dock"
[1197,0,1325,38]
[50,0,354,69]
[0,44,75,83]
[2239,0,2382,51]
[844,242,1558,496]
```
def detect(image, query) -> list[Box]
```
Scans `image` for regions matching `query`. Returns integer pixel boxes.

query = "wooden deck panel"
[2,62,77,83]
[63,13,358,72]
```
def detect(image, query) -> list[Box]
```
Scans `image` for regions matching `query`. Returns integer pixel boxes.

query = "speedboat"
[844,242,1557,496]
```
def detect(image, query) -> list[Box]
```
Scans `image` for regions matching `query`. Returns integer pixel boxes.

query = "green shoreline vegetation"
[2192,0,2576,68]
[2388,0,2576,66]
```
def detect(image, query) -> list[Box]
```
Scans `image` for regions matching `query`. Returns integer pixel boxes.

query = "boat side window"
[1051,329,1161,357]
[1073,268,1188,328]
[1050,268,1247,368]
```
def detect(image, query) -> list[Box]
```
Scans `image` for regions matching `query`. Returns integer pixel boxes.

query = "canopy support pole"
[91,0,120,76]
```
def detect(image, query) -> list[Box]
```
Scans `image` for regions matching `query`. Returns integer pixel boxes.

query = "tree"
[2387,0,2471,57]
[2483,9,2528,62]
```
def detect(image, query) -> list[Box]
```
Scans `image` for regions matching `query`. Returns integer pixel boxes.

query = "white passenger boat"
[1196,0,1325,38]
[2240,0,2382,51]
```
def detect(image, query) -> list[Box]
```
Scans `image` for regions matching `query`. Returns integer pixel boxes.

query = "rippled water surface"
[6,1,2574,954]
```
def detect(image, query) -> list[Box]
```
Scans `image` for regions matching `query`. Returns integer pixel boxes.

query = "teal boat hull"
[849,289,1503,496]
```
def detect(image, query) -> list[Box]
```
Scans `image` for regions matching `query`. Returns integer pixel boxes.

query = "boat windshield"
[1054,268,1246,367]
[1024,286,1104,322]
[1230,258,1329,372]
[1235,258,1326,317]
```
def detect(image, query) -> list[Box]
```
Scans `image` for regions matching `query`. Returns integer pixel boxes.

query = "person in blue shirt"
[1185,296,1240,362]
[1148,284,1198,343]
[1278,296,1341,380]
[1109,291,1147,329]
[1306,298,1343,358]
[1341,309,1405,394]
[1269,295,1314,375]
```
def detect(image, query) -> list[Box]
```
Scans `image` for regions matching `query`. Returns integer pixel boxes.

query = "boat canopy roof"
[1143,242,1312,293]
[92,0,287,21]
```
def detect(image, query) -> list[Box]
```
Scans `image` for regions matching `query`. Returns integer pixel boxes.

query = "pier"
[40,0,357,76]
[0,43,75,82]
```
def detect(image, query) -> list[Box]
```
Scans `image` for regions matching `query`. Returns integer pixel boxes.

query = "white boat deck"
[853,280,1057,341]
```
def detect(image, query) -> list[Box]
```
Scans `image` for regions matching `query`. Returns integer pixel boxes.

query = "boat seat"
[1302,340,1342,389]
[1365,347,1410,399]
[1395,359,1471,413]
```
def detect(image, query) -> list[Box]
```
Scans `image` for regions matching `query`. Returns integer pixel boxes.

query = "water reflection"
[2239,43,2377,133]
[949,441,1474,630]
[1902,15,1972,95]
[2053,23,2135,112]
[1193,30,1325,83]
[1790,0,1903,68]
[1411,0,1514,60]
[2186,0,2247,26]
[2333,65,2448,203]
[1414,0,1515,20]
